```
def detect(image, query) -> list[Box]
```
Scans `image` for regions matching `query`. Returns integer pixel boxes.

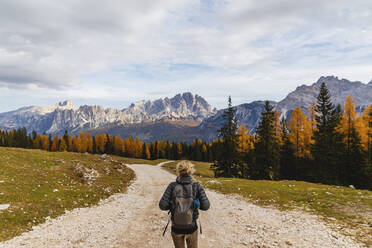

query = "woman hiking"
[159,161,210,248]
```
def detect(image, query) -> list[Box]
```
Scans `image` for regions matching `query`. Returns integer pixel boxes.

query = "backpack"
[171,182,196,229]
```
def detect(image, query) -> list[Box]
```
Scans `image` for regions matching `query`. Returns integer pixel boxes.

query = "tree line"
[0,128,214,162]
[0,82,370,189]
[213,83,371,189]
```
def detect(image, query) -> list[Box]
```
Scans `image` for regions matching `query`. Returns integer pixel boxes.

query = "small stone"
[0,204,10,210]
[349,185,355,189]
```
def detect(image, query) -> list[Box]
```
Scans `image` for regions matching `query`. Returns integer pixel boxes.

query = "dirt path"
[0,162,362,248]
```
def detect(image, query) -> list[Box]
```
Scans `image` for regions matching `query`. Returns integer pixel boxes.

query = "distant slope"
[85,120,201,143]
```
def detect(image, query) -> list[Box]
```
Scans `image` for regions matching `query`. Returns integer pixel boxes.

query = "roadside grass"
[123,157,168,165]
[0,147,136,242]
[162,160,214,177]
[162,160,372,246]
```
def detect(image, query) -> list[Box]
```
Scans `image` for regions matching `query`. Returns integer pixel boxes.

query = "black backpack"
[171,182,196,229]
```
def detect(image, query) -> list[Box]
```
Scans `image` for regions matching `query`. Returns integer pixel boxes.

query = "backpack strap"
[192,182,198,200]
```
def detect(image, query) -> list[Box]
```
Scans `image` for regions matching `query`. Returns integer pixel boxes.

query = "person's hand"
[193,198,200,209]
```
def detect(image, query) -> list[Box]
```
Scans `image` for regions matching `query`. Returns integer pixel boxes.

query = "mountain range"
[0,76,371,142]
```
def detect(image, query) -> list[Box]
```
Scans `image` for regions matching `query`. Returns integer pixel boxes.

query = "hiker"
[159,160,210,248]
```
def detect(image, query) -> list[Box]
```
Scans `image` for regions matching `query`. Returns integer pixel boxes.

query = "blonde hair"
[176,160,195,176]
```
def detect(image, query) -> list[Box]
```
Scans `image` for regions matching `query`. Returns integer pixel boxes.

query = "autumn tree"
[87,133,93,153]
[41,135,50,151]
[288,107,312,157]
[176,142,183,159]
[237,125,254,154]
[72,136,80,152]
[59,138,67,151]
[50,134,60,152]
[95,134,107,154]
[113,136,124,155]
[339,96,357,155]
[33,135,42,149]
[307,101,317,132]
[142,143,151,159]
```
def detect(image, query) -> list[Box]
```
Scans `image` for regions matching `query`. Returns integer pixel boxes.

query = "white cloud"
[0,0,371,111]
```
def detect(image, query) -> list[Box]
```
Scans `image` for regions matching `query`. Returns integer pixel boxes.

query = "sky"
[0,0,372,112]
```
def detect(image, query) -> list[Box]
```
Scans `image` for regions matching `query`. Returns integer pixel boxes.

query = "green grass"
[121,157,168,165]
[162,160,214,177]
[162,160,372,246]
[0,147,136,241]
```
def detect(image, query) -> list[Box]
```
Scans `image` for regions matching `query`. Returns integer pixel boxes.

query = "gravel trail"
[0,162,362,248]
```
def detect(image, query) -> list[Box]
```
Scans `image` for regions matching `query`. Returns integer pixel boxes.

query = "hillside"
[0,147,139,241]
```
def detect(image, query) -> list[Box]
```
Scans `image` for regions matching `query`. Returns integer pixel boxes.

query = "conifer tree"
[312,83,345,183]
[63,130,70,151]
[251,101,280,179]
[279,117,296,179]
[212,96,240,177]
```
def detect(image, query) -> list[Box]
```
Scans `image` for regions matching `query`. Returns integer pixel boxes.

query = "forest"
[0,83,371,189]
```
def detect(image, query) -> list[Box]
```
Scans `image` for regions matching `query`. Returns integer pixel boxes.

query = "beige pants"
[171,230,198,248]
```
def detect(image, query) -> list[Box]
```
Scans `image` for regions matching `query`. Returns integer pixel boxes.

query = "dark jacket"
[159,174,210,234]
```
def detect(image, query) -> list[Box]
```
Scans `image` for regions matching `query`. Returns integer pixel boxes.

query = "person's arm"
[197,183,210,211]
[159,183,174,211]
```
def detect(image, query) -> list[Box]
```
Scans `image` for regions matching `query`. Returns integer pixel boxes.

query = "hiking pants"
[171,230,198,248]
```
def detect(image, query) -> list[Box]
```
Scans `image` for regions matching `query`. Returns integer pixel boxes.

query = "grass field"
[0,147,138,241]
[162,160,214,177]
[163,160,372,245]
[122,157,168,165]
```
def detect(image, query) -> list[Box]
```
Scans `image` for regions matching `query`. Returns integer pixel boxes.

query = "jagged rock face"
[122,92,215,122]
[277,76,372,117]
[198,76,372,140]
[0,93,216,135]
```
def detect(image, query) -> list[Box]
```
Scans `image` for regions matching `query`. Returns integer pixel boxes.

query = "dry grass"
[0,147,136,241]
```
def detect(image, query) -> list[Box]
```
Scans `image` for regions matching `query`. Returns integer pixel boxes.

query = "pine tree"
[212,96,240,177]
[63,130,70,151]
[279,117,296,179]
[312,83,345,184]
[251,101,280,180]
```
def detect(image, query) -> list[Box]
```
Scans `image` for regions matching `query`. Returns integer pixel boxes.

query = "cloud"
[0,0,371,110]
